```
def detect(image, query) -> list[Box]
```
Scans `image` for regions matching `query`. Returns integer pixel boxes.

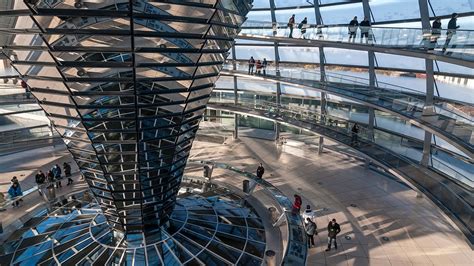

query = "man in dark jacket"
[443,13,460,52]
[325,218,341,251]
[256,163,265,178]
[288,14,295,38]
[430,18,442,50]
[248,56,255,75]
[64,162,73,185]
[359,16,371,43]
[35,170,46,195]
[305,217,317,248]
[348,16,359,42]
[351,123,360,146]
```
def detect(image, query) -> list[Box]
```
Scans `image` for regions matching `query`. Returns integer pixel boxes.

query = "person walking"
[288,14,295,38]
[262,58,268,76]
[52,164,62,188]
[256,163,265,178]
[325,218,341,251]
[360,16,371,44]
[299,17,308,39]
[351,123,360,146]
[64,162,73,185]
[35,170,46,195]
[348,16,359,42]
[305,217,317,248]
[430,17,442,50]
[248,56,255,75]
[8,182,23,207]
[443,13,460,52]
[255,59,262,75]
[292,194,302,215]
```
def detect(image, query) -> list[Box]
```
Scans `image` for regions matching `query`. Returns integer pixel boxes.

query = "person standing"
[8,182,23,207]
[443,13,460,52]
[348,16,359,42]
[292,194,302,214]
[305,217,317,248]
[302,204,317,228]
[430,17,442,50]
[256,59,262,75]
[288,14,295,38]
[35,170,46,195]
[64,162,73,185]
[325,218,341,251]
[11,176,23,202]
[248,56,255,75]
[351,123,359,146]
[299,17,308,39]
[52,164,62,188]
[359,16,371,44]
[256,163,265,178]
[262,58,268,76]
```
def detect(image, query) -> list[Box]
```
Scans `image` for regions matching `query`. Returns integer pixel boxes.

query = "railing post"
[420,131,432,167]
[232,43,239,140]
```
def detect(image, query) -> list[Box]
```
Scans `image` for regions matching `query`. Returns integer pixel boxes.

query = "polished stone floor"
[189,135,473,266]
[0,132,472,265]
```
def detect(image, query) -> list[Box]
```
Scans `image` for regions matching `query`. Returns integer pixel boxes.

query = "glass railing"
[208,97,473,188]
[186,160,307,265]
[222,68,474,150]
[240,21,474,60]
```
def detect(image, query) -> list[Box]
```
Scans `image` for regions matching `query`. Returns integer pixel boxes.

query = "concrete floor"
[189,136,472,266]
[0,134,472,265]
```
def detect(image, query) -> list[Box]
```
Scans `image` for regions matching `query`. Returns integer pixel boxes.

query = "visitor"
[248,163,265,193]
[443,13,460,53]
[11,176,23,202]
[299,17,308,39]
[47,170,55,188]
[64,162,73,185]
[292,194,302,214]
[430,17,442,50]
[325,218,341,251]
[288,14,295,38]
[360,16,371,44]
[35,170,46,195]
[262,58,268,76]
[256,163,265,178]
[351,123,359,146]
[348,16,358,42]
[8,182,23,207]
[52,164,62,188]
[248,56,255,75]
[301,204,317,227]
[305,217,317,248]
[256,59,262,75]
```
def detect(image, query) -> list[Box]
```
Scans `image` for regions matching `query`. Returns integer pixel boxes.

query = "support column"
[318,136,324,154]
[231,43,239,140]
[362,0,376,90]
[368,107,375,141]
[420,131,432,167]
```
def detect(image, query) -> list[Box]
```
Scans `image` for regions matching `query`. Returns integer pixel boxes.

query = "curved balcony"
[239,22,474,68]
[206,99,473,245]
[222,69,474,160]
